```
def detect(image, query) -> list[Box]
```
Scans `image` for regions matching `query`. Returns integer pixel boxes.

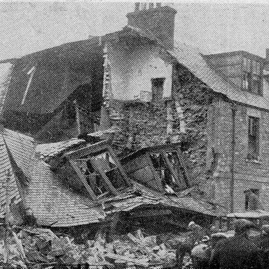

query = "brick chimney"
[127,3,177,50]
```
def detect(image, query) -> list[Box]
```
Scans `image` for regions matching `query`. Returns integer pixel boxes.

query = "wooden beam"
[69,159,97,200]
[64,140,108,159]
[90,158,119,196]
[145,152,163,192]
[161,150,182,187]
[107,146,131,186]
[130,209,172,218]
[74,100,81,135]
[176,149,190,187]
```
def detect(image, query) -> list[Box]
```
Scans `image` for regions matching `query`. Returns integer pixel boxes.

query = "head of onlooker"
[234,219,257,238]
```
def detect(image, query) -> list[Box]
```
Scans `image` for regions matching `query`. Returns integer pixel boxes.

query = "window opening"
[242,58,262,95]
[74,150,126,197]
[151,78,165,103]
[244,189,263,211]
[248,116,259,160]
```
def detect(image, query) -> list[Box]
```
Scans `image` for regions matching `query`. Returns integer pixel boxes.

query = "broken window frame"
[247,116,260,160]
[64,141,131,200]
[147,144,190,192]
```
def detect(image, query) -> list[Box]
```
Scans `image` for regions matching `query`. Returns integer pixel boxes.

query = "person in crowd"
[176,221,208,269]
[244,189,264,210]
[191,236,211,269]
[209,219,263,269]
[253,224,269,267]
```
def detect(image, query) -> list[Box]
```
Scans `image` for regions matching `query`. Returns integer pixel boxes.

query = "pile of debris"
[0,227,189,268]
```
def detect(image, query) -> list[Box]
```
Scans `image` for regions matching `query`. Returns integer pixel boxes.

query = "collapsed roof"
[0,128,224,227]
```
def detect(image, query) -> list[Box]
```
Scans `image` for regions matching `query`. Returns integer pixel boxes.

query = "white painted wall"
[108,42,172,100]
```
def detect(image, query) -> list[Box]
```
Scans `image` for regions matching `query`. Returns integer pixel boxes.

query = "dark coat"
[209,234,263,269]
[253,234,269,250]
[253,234,269,267]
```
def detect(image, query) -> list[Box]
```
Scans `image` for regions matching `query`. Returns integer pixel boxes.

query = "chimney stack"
[127,3,177,50]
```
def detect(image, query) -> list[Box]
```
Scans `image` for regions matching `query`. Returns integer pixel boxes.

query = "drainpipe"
[230,104,237,213]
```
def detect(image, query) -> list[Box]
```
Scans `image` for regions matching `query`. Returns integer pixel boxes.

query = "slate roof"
[0,134,21,218]
[169,43,269,110]
[3,128,35,179]
[26,158,105,227]
[3,25,268,115]
[120,26,269,111]
[35,138,86,159]
[0,128,224,226]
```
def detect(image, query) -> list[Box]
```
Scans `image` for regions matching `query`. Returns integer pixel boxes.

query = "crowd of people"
[176,219,269,269]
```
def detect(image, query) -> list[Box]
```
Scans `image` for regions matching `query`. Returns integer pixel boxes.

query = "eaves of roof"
[168,43,269,111]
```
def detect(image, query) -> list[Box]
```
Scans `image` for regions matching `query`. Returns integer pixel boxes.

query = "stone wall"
[111,63,215,183]
[210,98,269,212]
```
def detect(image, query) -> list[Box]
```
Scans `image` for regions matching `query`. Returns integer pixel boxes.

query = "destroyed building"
[1,2,269,215]
[0,128,221,231]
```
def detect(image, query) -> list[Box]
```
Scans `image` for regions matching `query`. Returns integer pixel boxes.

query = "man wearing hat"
[191,236,211,269]
[209,219,263,269]
[176,221,208,269]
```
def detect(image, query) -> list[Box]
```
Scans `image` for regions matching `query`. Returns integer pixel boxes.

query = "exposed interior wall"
[108,41,172,101]
[111,63,215,186]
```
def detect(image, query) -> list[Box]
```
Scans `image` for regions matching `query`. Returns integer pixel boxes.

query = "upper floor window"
[243,58,262,95]
[151,78,165,103]
[247,116,259,160]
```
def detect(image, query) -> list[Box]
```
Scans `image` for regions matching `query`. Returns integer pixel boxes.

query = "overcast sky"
[1,1,269,60]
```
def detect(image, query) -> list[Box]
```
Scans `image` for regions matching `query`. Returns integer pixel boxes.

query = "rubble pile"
[0,228,187,268]
[173,64,215,179]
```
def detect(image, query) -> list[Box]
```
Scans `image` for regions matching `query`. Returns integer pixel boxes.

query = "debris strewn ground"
[0,227,193,269]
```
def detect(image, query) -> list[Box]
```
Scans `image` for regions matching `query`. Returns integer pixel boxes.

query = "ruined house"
[0,126,221,236]
[1,3,269,214]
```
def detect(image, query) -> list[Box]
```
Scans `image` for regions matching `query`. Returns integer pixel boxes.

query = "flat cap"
[234,219,257,233]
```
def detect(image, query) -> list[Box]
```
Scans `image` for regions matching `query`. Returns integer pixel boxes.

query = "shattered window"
[76,150,126,197]
[150,153,168,184]
[91,151,125,189]
[149,151,185,191]
[76,159,107,196]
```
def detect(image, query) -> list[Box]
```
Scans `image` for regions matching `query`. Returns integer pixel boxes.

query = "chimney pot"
[126,4,177,50]
[141,3,147,10]
[149,3,154,9]
[135,2,140,11]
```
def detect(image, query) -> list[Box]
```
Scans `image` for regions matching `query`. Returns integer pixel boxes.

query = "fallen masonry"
[0,226,192,269]
[0,129,225,269]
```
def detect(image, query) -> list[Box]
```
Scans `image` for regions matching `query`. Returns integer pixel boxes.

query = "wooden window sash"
[68,159,97,200]
[176,149,191,187]
[161,150,182,187]
[145,152,164,192]
[107,146,131,186]
[90,158,119,196]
